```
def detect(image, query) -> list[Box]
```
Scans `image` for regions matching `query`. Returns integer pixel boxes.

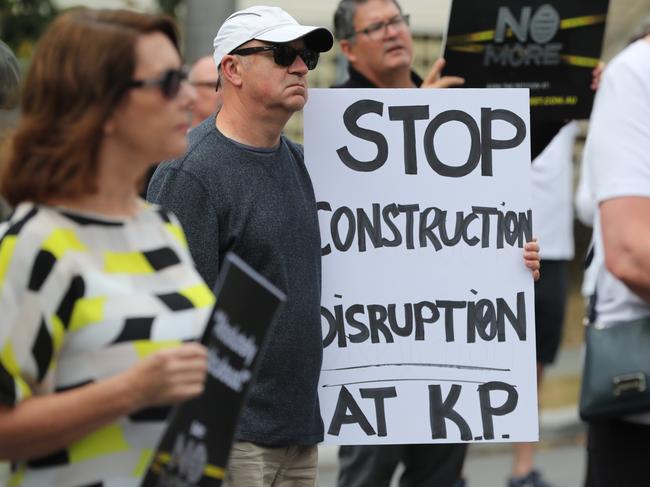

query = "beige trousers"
[223,441,318,487]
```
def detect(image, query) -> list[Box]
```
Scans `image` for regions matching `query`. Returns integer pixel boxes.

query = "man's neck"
[355,64,415,89]
[215,102,290,148]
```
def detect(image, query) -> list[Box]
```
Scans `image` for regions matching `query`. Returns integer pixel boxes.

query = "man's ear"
[221,55,244,87]
[339,39,357,64]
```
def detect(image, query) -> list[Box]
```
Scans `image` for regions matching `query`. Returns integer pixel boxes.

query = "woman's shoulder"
[1,202,55,244]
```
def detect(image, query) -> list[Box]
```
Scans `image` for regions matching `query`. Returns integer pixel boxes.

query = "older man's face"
[235,39,311,115]
[189,57,222,127]
[345,0,413,78]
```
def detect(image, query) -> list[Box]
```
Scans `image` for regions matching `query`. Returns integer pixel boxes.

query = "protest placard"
[141,253,285,486]
[305,88,537,445]
[442,0,609,122]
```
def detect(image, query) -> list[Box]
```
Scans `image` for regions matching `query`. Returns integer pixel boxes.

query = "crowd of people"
[0,1,647,486]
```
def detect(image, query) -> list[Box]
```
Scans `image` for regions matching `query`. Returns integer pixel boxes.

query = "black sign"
[442,0,609,121]
[141,253,286,487]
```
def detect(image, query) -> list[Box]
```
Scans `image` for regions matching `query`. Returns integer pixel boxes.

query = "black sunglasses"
[127,66,189,99]
[230,44,320,70]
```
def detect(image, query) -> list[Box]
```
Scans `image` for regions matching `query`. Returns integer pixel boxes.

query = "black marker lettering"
[360,387,398,437]
[480,108,526,177]
[328,386,376,436]
[424,110,481,178]
[429,384,472,441]
[337,100,388,172]
[388,105,430,174]
[478,381,518,440]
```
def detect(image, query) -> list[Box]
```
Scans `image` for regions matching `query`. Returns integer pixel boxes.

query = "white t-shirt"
[583,39,650,423]
[531,120,580,260]
[584,39,650,323]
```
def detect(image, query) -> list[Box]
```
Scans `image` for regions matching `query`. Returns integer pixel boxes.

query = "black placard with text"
[141,253,286,487]
[442,0,609,121]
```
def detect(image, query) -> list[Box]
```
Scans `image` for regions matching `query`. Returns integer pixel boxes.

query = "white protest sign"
[304,88,538,445]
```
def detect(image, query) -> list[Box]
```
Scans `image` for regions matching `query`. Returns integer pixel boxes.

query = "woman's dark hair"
[0,9,178,206]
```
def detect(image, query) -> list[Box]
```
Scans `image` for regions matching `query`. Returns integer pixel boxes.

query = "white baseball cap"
[213,6,334,69]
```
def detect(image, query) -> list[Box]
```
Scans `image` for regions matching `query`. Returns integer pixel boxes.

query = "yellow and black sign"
[442,0,609,121]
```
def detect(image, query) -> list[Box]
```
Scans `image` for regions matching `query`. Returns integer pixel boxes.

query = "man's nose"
[289,54,309,75]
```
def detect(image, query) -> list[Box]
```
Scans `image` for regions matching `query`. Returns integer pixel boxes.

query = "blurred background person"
[0,39,20,220]
[332,0,463,90]
[0,40,19,119]
[575,23,650,299]
[579,28,650,487]
[0,9,213,486]
[0,38,20,484]
[188,55,222,128]
[509,62,603,487]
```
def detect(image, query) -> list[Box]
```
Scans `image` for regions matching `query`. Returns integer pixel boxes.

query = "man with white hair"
[148,6,333,486]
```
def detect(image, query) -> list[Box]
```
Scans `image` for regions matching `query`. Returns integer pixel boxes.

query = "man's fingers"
[524,239,539,252]
[591,61,605,91]
[421,58,464,88]
[422,57,446,85]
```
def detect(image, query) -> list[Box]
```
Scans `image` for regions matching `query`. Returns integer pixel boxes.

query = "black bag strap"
[584,244,595,270]
[587,291,598,325]
[585,243,598,325]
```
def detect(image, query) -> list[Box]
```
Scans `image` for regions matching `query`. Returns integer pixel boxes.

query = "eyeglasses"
[230,44,320,70]
[128,66,189,99]
[350,14,410,40]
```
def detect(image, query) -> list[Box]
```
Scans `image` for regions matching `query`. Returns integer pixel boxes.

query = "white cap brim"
[255,24,334,52]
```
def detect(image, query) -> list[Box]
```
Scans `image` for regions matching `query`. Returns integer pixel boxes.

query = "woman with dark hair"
[0,9,212,486]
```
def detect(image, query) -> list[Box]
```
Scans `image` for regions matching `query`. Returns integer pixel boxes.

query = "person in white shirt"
[581,33,650,487]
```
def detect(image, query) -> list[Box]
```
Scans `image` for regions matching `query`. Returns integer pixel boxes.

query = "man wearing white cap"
[147,6,333,486]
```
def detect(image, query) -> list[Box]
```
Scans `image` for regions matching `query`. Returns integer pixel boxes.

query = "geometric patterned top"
[0,202,215,486]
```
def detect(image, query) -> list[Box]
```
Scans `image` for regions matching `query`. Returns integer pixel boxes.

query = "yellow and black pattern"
[0,202,215,487]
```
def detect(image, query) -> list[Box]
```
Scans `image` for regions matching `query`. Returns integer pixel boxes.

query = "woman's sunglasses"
[230,44,320,70]
[128,66,189,99]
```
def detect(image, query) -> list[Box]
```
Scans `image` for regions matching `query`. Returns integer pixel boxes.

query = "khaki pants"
[223,441,318,487]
